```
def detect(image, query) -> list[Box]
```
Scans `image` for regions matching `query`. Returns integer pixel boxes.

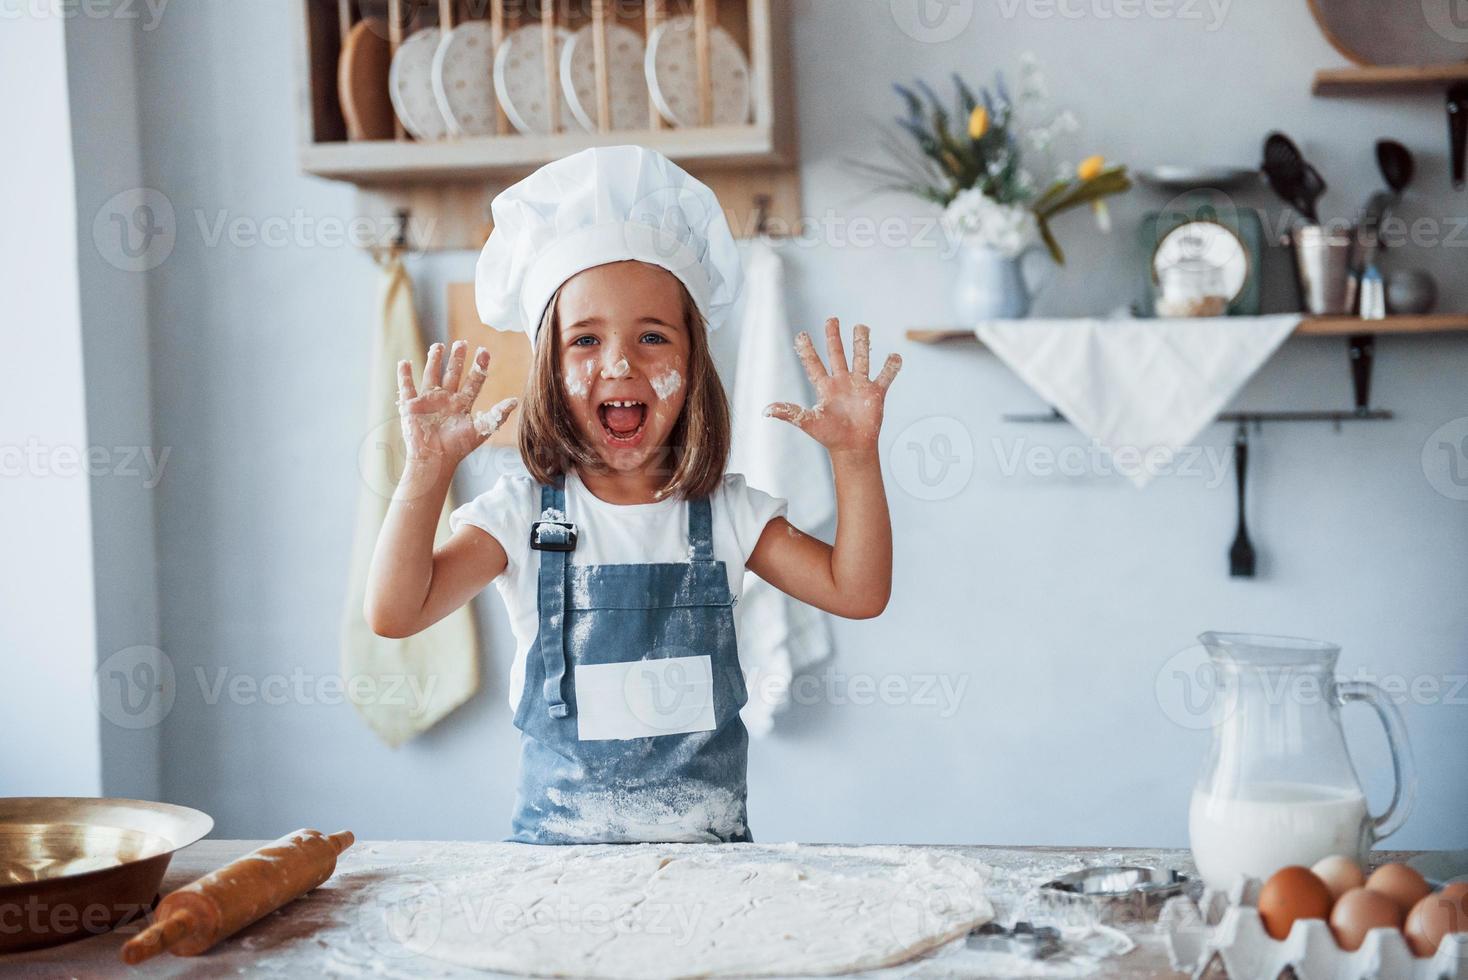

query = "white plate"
[644,15,750,128]
[431,21,499,138]
[493,24,573,135]
[559,22,648,133]
[388,27,449,141]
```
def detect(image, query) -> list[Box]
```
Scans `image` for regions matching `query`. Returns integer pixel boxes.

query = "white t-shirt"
[449,470,787,712]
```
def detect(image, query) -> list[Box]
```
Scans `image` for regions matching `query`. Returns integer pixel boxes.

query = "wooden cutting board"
[338,18,395,141]
[447,282,530,448]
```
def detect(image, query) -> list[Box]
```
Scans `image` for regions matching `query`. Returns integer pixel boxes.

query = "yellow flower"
[968,106,989,140]
[1077,155,1105,181]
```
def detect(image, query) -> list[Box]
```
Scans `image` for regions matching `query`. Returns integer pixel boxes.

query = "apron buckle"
[530,520,578,552]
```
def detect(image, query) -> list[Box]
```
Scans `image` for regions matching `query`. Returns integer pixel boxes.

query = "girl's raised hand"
[766,318,901,455]
[397,340,518,464]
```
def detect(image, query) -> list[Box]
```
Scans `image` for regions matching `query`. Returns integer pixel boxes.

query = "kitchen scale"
[1136,168,1264,317]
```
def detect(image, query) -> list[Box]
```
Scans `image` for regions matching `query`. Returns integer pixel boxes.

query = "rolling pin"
[120,828,354,964]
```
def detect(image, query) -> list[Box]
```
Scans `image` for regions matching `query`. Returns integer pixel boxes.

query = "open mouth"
[597,399,648,445]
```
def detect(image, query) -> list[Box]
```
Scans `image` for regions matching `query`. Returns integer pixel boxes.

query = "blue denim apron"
[508,479,751,844]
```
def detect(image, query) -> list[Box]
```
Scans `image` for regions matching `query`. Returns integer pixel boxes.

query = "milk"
[1189,781,1369,889]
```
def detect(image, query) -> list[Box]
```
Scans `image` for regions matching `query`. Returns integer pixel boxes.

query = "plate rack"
[293,0,799,250]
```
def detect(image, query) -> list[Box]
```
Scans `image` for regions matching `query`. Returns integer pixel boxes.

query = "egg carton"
[1159,875,1468,980]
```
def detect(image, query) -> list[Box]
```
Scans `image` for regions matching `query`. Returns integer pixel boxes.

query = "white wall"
[64,1,166,803]
[0,13,102,796]
[112,0,1468,848]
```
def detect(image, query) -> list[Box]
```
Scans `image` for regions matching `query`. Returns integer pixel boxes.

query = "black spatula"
[1230,424,1256,578]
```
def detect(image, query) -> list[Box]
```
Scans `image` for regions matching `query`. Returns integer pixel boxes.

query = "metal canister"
[1289,225,1356,315]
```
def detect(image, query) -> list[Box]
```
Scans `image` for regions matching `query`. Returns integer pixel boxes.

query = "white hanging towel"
[976,315,1301,488]
[729,239,835,737]
[341,254,480,747]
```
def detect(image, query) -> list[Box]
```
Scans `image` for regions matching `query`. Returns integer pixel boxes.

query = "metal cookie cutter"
[1035,866,1194,926]
[966,921,1063,959]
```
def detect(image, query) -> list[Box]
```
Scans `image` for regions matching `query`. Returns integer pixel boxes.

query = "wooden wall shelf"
[904,315,1468,346]
[293,0,799,250]
[300,124,786,183]
[1312,63,1468,96]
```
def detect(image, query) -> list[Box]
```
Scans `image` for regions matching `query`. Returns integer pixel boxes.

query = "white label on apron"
[575,655,716,741]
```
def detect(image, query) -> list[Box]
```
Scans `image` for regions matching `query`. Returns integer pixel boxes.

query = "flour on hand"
[472,397,518,438]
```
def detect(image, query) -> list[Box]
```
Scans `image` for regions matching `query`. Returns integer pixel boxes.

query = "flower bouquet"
[854,56,1131,266]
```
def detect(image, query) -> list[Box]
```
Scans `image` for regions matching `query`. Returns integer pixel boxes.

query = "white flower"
[941,188,1039,258]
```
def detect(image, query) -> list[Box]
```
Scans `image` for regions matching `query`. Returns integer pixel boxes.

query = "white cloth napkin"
[341,254,480,746]
[729,239,835,737]
[975,315,1301,487]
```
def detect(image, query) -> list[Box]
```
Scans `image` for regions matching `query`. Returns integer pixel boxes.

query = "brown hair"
[515,275,731,499]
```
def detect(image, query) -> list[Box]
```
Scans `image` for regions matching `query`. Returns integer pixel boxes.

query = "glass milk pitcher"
[1188,632,1417,889]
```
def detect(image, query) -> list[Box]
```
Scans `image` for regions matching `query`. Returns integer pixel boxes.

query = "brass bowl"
[0,797,212,953]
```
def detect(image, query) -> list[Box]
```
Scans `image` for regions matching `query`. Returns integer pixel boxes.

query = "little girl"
[365,145,902,845]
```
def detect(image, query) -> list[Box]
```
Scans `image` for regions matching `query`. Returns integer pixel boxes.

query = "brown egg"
[1404,888,1468,957]
[1366,863,1433,914]
[1441,881,1468,903]
[1329,887,1404,951]
[1312,854,1366,901]
[1258,866,1334,941]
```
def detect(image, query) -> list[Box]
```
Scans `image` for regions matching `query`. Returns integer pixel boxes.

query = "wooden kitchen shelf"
[905,314,1468,346]
[293,0,799,250]
[1312,63,1468,95]
[299,124,786,183]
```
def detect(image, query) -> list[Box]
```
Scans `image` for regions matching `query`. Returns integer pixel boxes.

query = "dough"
[389,844,993,978]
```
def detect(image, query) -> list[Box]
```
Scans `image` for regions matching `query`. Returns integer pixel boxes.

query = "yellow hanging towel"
[341,253,479,746]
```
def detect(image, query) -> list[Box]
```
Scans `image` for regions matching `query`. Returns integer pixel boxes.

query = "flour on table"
[389,843,993,979]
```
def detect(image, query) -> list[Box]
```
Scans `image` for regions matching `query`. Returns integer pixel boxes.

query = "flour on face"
[564,360,595,396]
[650,369,682,400]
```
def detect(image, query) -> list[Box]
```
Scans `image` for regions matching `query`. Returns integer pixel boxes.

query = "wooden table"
[3,841,1420,979]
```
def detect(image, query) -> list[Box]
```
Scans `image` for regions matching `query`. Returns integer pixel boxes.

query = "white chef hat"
[475,144,743,347]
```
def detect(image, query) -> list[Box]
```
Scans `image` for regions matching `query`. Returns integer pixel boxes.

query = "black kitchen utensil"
[1448,84,1468,190]
[1229,424,1256,578]
[1262,132,1305,208]
[1298,162,1327,225]
[1262,132,1324,224]
[1376,139,1414,195]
